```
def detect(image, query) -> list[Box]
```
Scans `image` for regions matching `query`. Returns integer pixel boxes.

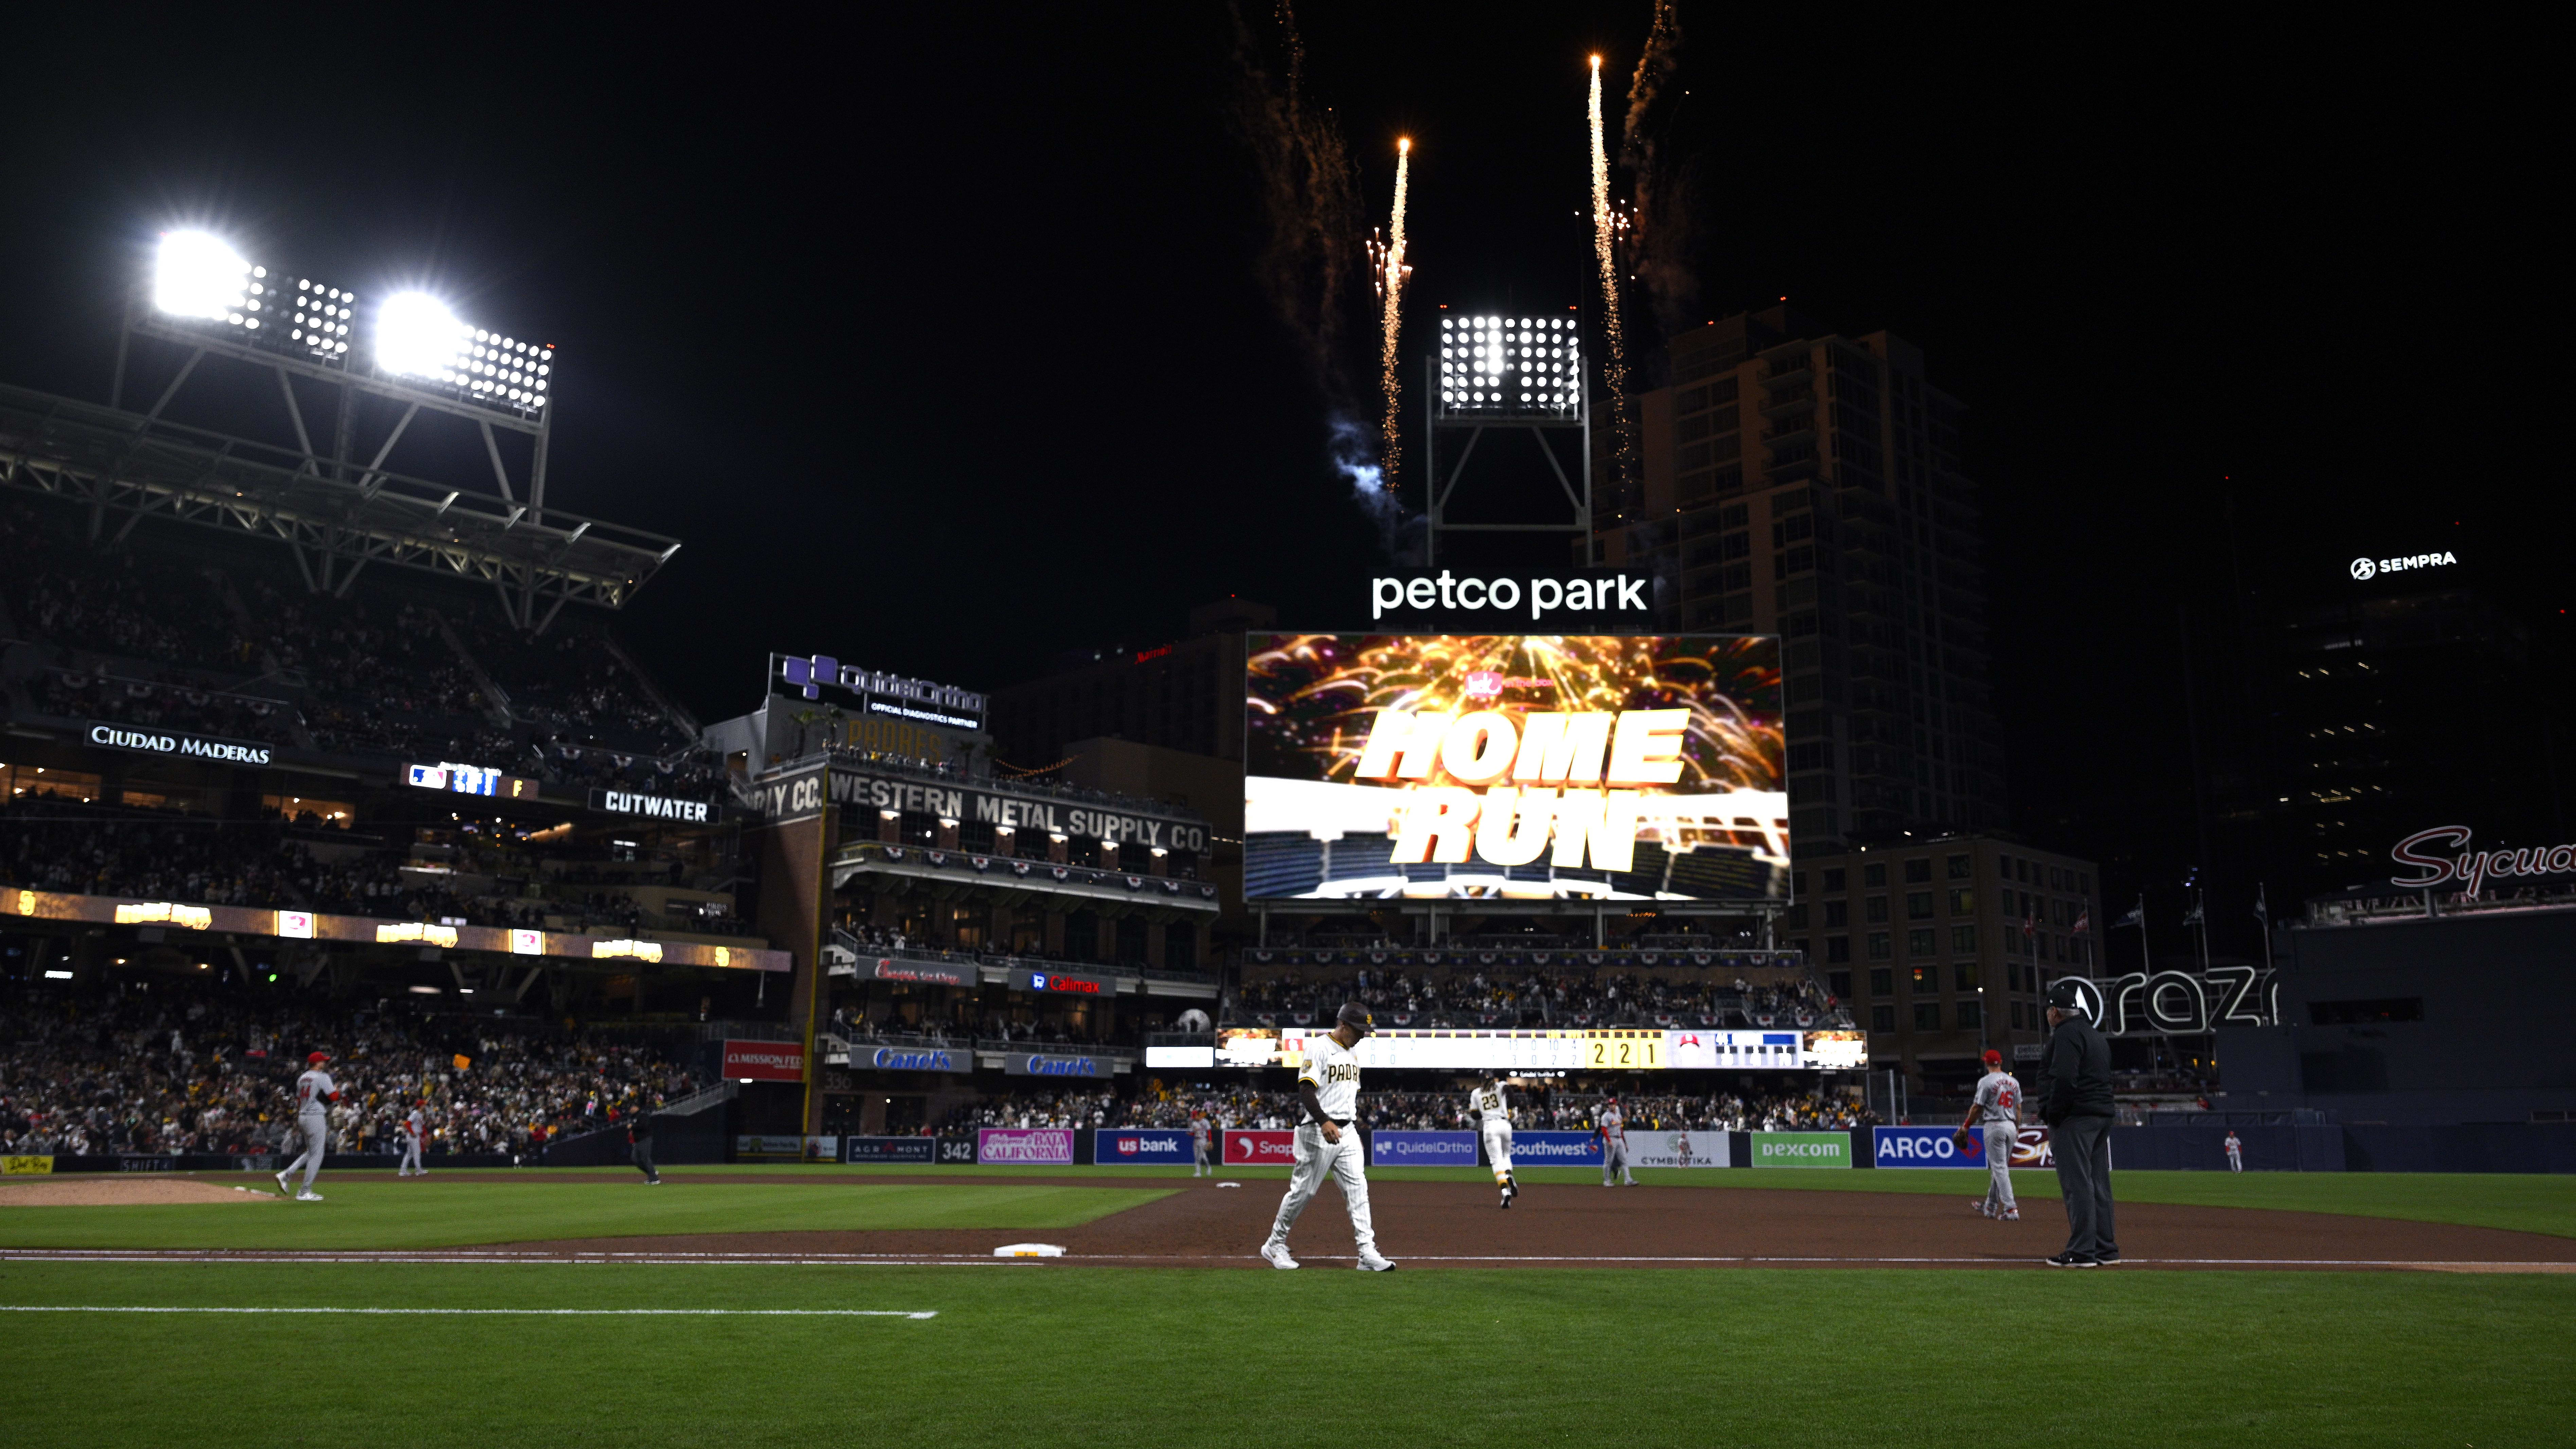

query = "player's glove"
[1952,1127,1977,1153]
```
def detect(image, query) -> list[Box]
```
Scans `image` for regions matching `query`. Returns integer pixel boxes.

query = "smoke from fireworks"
[1619,3,1696,341]
[1588,56,1633,484]
[1374,138,1412,493]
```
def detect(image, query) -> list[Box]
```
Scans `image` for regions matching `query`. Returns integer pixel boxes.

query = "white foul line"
[0,1305,936,1318]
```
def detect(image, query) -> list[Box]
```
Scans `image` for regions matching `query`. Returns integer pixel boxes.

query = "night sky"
[3,6,2559,935]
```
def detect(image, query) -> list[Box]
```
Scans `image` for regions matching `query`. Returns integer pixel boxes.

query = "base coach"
[2040,979,2118,1267]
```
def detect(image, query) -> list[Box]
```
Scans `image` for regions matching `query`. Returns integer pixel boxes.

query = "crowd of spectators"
[38,668,303,744]
[0,983,704,1160]
[1230,967,1849,1030]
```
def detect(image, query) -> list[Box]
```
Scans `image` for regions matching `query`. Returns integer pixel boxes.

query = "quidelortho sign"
[774,653,987,730]
[87,722,272,767]
[1750,1131,1850,1167]
[589,787,712,823]
[1367,1130,1478,1167]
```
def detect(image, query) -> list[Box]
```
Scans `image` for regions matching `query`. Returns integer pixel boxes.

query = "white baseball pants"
[400,1135,425,1175]
[1192,1141,1211,1177]
[1481,1122,1515,1180]
[1267,1123,1377,1255]
[283,1116,328,1191]
[1602,1137,1632,1185]
[1982,1123,2017,1214]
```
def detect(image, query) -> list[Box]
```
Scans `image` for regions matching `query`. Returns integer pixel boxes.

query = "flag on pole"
[2183,898,2205,927]
[2115,898,2144,929]
[2254,884,2270,924]
[2072,907,2090,934]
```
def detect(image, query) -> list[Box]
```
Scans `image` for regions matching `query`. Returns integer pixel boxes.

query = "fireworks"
[1588,56,1631,481]
[1376,138,1412,492]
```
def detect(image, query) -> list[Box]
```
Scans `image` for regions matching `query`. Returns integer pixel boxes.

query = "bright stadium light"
[1437,309,1579,416]
[154,231,250,321]
[378,291,470,379]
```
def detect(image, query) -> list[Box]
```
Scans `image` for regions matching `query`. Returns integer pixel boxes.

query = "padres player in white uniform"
[1261,1003,1394,1271]
[1965,1049,2021,1220]
[398,1101,429,1177]
[275,1050,340,1201]
[1597,1095,1634,1186]
[1189,1110,1213,1178]
[1468,1075,1517,1207]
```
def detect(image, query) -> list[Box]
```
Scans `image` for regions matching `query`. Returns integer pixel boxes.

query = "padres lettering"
[1321,1062,1360,1084]
[1356,708,1687,872]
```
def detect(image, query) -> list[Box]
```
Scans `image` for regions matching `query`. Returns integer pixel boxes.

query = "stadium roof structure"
[0,380,679,628]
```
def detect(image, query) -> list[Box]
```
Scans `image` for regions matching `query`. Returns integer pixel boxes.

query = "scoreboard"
[1216,1026,1866,1073]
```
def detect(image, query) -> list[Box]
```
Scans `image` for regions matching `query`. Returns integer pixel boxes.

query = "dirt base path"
[0,1179,277,1208]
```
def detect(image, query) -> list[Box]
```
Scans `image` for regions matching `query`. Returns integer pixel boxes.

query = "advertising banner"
[935,1136,978,1164]
[1750,1131,1851,1168]
[977,1127,1074,1165]
[1367,1130,1478,1167]
[1094,1128,1195,1165]
[1015,968,1111,997]
[842,1136,936,1165]
[1222,1128,1296,1167]
[1,1156,53,1175]
[1218,1024,1845,1074]
[735,1134,804,1157]
[862,1045,966,1073]
[1243,634,1787,903]
[1872,1126,1987,1168]
[861,958,979,987]
[1506,1130,1606,1166]
[1144,1043,1217,1069]
[1003,1052,1108,1078]
[721,1040,806,1082]
[1623,1130,1733,1168]
[2010,1126,2054,1168]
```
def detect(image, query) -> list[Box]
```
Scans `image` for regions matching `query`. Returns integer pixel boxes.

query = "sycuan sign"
[2390,825,2576,896]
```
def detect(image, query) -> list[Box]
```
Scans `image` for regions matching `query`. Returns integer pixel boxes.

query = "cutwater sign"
[1873,1126,1987,1168]
[1751,1131,1850,1168]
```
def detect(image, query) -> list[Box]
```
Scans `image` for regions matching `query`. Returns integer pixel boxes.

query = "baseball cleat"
[1259,1240,1300,1270]
[1356,1253,1396,1272]
[2044,1252,2095,1267]
[2093,1250,2119,1263]
[2000,1210,2021,1220]
[274,1170,292,1195]
[294,1192,325,1202]
[1969,1199,1991,1217]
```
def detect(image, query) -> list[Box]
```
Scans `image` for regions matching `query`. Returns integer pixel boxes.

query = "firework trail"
[1376,138,1411,493]
[1588,56,1633,485]
[1620,1,1697,339]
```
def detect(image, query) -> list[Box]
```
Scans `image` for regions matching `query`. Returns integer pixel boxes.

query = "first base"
[994,1243,1066,1257]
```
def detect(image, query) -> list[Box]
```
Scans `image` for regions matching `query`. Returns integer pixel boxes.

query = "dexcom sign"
[1872,1126,1988,1168]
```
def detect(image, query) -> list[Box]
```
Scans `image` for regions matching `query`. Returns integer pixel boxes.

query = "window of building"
[1719,500,1749,529]
[1910,965,1932,989]
[1913,1002,1940,1031]
[1824,900,1848,927]
[1827,971,1852,999]
[1948,888,1974,916]
[1906,890,1933,920]
[1872,1005,1896,1034]
[1907,928,1936,956]
[1951,924,1977,953]
[2006,960,2022,991]
[1827,935,1851,963]
[2018,859,2032,882]
[1868,932,1892,960]
[1947,854,1972,880]
[1864,862,1888,887]
[1954,963,1979,990]
[1865,896,1889,924]
[1904,858,1932,884]
[2010,1000,2027,1029]
[1823,867,1847,892]
[1956,999,1982,1028]
[1870,967,1893,996]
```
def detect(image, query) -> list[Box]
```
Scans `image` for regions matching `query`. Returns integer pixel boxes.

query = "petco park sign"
[2390,825,2576,896]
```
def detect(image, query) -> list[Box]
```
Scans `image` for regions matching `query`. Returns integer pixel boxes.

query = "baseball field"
[4,1165,2570,1447]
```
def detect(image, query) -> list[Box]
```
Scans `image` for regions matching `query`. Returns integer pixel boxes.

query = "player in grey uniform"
[398,1102,428,1177]
[1189,1110,1213,1178]
[1963,1048,2021,1220]
[274,1050,340,1201]
[1260,1003,1394,1271]
[1468,1076,1517,1208]
[1597,1095,1634,1186]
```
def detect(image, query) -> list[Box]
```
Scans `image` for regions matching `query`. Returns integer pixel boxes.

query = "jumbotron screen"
[1244,634,1786,902]
[1216,1026,1865,1073]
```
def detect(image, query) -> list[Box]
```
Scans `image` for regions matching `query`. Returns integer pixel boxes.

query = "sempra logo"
[2351,551,2455,582]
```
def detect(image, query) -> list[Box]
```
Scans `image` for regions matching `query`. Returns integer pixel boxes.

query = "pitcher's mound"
[0,1178,279,1207]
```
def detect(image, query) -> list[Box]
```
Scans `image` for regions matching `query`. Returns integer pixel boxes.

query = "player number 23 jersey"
[1469,1086,1511,1126]
[1299,1035,1361,1122]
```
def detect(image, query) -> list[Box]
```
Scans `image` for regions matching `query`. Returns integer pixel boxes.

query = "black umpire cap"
[2046,978,2097,1020]
[1336,1001,1375,1036]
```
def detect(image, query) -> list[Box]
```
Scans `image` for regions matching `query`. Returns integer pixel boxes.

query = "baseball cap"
[1982,1049,2002,1066]
[306,1051,331,1063]
[1335,1001,1375,1036]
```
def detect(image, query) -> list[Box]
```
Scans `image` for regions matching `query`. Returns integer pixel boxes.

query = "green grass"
[0,1179,1168,1250]
[0,1260,2566,1447]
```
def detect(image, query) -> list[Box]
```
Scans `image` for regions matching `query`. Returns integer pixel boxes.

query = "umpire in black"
[2039,979,2117,1266]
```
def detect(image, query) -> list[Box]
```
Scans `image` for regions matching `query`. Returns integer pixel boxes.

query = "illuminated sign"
[1215,1025,1859,1072]
[591,939,665,963]
[115,901,213,929]
[376,922,460,947]
[588,788,713,823]
[87,723,271,767]
[276,910,315,939]
[1244,634,1787,901]
[1368,572,1648,623]
[772,653,986,730]
[1004,1053,1106,1077]
[2349,551,2457,582]
[405,762,540,799]
[509,928,543,955]
[2390,824,2576,896]
[1020,969,1106,996]
[722,1041,805,1081]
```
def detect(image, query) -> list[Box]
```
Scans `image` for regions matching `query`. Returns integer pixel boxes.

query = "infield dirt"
[0,1179,277,1208]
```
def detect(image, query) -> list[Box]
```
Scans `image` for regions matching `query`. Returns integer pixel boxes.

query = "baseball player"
[1596,1095,1633,1186]
[1467,1074,1517,1208]
[1260,1002,1394,1271]
[398,1100,429,1177]
[1188,1109,1213,1178]
[630,1109,661,1185]
[274,1050,339,1201]
[1964,1048,2022,1220]
[2224,1130,2243,1173]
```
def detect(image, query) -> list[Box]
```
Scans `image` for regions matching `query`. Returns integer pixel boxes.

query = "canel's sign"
[2390,825,2576,896]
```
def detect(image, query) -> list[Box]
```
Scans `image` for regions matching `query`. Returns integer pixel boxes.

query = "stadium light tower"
[1423,309,1592,566]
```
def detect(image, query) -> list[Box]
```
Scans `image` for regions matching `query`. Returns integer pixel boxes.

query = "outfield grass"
[0,1180,1167,1250]
[0,1260,2565,1447]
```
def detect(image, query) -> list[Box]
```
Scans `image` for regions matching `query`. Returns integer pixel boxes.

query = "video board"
[1244,634,1785,902]
[1214,1026,1864,1072]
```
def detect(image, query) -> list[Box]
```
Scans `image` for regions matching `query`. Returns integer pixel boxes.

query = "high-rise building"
[1599,306,2006,849]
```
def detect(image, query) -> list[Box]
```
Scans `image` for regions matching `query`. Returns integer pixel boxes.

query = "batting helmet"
[1335,1001,1375,1036]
